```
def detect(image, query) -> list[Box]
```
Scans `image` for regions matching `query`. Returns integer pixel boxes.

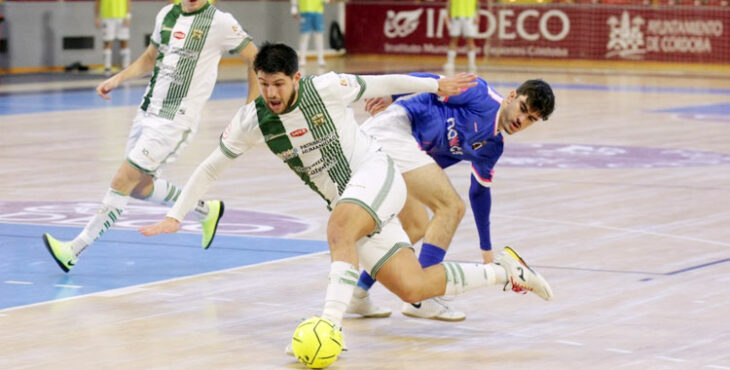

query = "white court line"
[656,355,685,362]
[499,214,730,247]
[706,365,730,370]
[204,297,234,302]
[605,348,633,354]
[4,280,33,285]
[556,340,584,346]
[0,250,328,313]
[53,284,83,289]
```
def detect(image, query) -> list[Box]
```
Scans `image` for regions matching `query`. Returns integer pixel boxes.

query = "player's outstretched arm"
[237,42,260,103]
[138,147,237,236]
[96,44,159,99]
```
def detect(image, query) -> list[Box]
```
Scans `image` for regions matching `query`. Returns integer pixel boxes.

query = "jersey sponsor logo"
[446,118,463,155]
[173,31,186,40]
[290,128,309,137]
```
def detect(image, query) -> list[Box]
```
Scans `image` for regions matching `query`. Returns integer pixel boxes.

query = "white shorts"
[125,110,193,174]
[337,146,412,276]
[360,104,435,173]
[357,217,412,279]
[101,18,130,42]
[449,17,477,38]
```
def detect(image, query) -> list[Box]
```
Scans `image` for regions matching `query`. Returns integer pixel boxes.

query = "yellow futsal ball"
[291,317,343,369]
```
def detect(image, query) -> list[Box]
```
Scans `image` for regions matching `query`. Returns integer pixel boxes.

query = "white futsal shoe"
[496,246,553,301]
[346,293,392,318]
[401,297,466,322]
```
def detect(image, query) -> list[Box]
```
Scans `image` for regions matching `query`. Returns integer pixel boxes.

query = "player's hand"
[96,75,120,100]
[481,249,494,264]
[364,96,392,116]
[95,17,101,29]
[139,217,181,236]
[124,18,131,28]
[436,72,477,97]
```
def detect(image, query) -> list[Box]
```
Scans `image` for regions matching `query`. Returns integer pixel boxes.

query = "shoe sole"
[43,234,70,273]
[203,201,225,250]
[358,311,392,319]
[402,311,466,322]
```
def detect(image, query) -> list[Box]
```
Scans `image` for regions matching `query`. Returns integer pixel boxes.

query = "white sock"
[468,50,477,66]
[299,33,311,64]
[146,178,208,220]
[103,49,112,70]
[314,33,325,64]
[352,285,368,299]
[120,48,131,68]
[442,262,507,296]
[321,261,358,328]
[71,188,129,257]
[447,50,456,64]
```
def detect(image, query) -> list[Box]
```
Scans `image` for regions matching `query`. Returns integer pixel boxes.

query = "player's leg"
[117,20,131,69]
[445,18,461,71]
[370,231,554,304]
[466,17,478,73]
[298,13,313,66]
[100,18,115,74]
[398,194,429,244]
[313,12,325,66]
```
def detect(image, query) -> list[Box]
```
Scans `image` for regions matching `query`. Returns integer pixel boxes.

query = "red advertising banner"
[345,3,730,63]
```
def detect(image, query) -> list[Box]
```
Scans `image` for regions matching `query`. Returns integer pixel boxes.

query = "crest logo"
[311,113,326,126]
[384,9,423,39]
[606,11,646,59]
[192,29,204,40]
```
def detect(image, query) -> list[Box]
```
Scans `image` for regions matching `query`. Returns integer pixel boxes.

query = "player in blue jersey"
[347,75,555,321]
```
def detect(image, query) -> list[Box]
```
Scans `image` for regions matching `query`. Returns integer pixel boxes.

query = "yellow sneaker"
[200,200,224,249]
[42,233,77,273]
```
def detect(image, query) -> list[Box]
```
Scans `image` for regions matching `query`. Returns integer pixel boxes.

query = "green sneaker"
[201,200,225,249]
[42,233,77,273]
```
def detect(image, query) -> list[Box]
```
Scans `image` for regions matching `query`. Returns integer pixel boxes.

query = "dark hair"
[253,42,299,77]
[516,79,555,121]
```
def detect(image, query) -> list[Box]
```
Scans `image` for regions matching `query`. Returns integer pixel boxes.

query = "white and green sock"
[71,188,129,257]
[146,178,208,220]
[321,261,359,328]
[442,262,507,296]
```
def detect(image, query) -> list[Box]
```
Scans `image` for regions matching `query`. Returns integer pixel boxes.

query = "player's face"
[181,0,207,13]
[258,71,301,114]
[498,91,542,135]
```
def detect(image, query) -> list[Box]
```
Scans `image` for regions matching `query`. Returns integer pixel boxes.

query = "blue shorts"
[300,12,324,33]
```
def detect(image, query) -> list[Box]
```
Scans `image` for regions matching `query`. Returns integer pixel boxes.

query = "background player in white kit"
[139,43,553,359]
[42,0,259,273]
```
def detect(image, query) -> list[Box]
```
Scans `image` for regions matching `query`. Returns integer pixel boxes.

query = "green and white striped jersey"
[141,3,252,128]
[220,72,375,207]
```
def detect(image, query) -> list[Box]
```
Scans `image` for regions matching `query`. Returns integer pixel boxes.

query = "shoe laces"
[507,276,531,295]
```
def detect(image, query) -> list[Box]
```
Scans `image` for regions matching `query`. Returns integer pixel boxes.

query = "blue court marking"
[2,79,730,116]
[1,222,327,310]
[650,102,730,115]
[0,82,249,115]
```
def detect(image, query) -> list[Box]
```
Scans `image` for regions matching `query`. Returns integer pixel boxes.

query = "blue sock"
[357,270,376,291]
[418,243,446,268]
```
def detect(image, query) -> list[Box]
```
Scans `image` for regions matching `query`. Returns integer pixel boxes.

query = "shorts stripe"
[370,242,410,279]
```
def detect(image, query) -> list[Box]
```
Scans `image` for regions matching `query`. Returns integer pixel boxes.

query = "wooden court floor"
[1,55,729,369]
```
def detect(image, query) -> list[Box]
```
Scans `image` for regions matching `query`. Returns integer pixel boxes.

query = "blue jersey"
[395,74,504,251]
